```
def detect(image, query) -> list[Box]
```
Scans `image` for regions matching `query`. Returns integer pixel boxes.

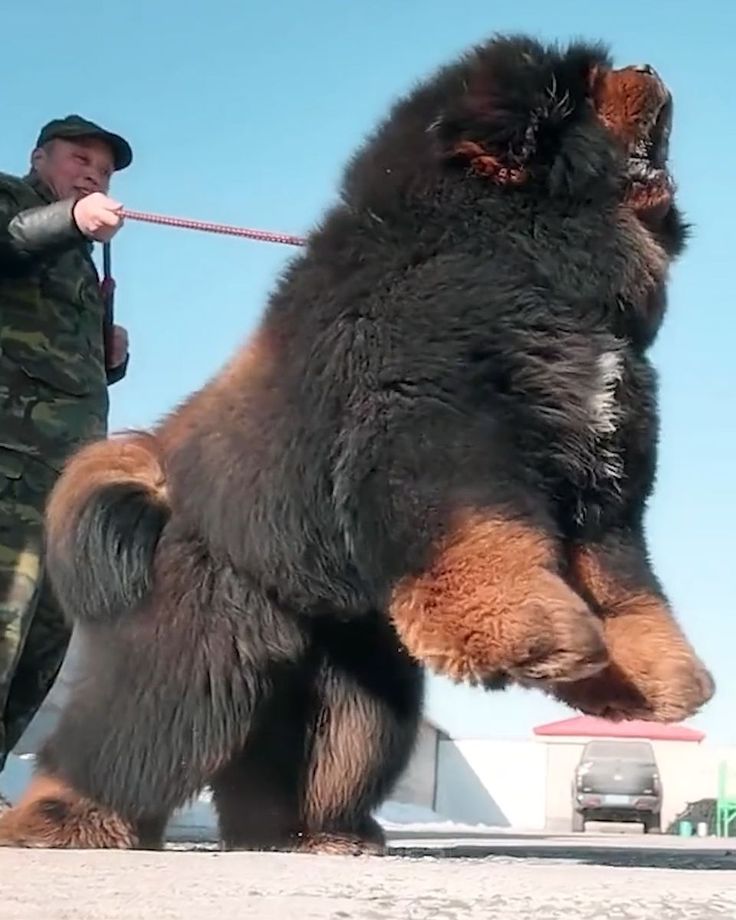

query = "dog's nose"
[633,63,654,74]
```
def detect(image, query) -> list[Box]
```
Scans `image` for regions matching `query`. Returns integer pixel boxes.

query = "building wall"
[540,736,736,832]
[435,738,547,829]
[543,739,584,832]
[430,735,736,834]
[651,740,734,828]
[390,719,439,809]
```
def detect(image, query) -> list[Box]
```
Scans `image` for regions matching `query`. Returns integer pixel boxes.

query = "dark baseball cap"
[36,114,133,171]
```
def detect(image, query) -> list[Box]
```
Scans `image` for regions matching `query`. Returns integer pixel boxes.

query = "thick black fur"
[40,533,421,836]
[28,33,695,846]
[48,482,169,623]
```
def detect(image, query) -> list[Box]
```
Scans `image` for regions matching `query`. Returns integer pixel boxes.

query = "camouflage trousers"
[0,447,71,772]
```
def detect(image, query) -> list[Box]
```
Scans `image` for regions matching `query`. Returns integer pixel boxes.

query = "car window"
[582,741,654,761]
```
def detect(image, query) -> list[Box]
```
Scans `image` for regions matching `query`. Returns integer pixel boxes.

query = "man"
[0,115,132,805]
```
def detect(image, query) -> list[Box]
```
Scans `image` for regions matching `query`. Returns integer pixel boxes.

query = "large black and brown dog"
[0,33,714,850]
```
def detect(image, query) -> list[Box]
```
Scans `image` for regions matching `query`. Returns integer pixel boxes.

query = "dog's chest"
[525,341,638,522]
[502,336,654,524]
[563,342,654,530]
[586,348,626,484]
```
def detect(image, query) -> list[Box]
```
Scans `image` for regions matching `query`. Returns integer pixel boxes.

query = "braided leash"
[100,208,305,369]
[120,208,307,248]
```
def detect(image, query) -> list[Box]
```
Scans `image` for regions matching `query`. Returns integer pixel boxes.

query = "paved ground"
[2,835,735,919]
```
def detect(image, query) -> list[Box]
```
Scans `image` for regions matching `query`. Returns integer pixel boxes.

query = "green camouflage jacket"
[0,171,126,472]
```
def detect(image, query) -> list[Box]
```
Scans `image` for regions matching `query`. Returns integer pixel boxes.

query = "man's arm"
[0,189,84,269]
[1,185,130,383]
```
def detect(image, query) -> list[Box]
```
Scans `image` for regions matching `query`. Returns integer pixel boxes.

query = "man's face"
[31,136,115,200]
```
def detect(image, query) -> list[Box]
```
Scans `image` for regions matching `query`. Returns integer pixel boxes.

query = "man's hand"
[73,192,124,242]
[109,324,129,368]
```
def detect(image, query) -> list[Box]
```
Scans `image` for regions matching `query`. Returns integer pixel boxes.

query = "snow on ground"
[376,800,505,835]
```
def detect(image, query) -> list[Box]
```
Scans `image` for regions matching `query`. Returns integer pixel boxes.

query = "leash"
[99,208,305,374]
[101,241,116,370]
[120,208,307,248]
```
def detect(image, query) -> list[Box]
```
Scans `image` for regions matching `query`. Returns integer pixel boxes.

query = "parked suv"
[571,739,662,833]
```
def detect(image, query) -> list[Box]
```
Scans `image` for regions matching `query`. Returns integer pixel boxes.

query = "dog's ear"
[432,40,609,186]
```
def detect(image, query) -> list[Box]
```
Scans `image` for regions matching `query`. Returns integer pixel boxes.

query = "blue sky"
[2,1,734,743]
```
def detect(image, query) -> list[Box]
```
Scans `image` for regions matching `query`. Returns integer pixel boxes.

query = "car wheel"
[643,813,661,834]
[572,811,585,833]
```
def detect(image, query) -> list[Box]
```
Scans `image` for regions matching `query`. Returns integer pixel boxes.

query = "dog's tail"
[45,430,170,623]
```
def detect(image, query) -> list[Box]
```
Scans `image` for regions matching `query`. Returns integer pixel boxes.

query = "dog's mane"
[340,36,620,209]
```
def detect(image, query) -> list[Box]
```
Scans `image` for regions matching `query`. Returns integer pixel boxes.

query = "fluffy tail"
[44,430,170,623]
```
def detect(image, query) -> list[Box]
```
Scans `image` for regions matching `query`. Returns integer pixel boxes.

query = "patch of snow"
[375,799,507,834]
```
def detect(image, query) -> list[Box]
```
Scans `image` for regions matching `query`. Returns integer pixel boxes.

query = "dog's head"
[346,36,681,240]
[435,37,676,221]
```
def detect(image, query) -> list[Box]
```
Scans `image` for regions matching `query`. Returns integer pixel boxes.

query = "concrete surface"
[1,836,735,920]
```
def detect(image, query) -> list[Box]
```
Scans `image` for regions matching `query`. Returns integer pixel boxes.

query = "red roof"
[533,716,705,742]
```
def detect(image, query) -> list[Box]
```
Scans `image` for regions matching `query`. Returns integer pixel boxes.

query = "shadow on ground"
[166,827,736,871]
[389,841,736,870]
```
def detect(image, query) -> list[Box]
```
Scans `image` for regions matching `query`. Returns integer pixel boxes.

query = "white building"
[392,714,735,834]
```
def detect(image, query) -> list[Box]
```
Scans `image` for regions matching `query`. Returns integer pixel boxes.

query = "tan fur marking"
[45,431,168,545]
[158,325,273,450]
[216,326,274,388]
[293,830,384,857]
[592,68,662,146]
[389,513,608,685]
[14,773,71,807]
[550,545,716,722]
[303,694,384,834]
[451,140,528,186]
[591,66,675,221]
[0,773,139,849]
[625,177,674,221]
